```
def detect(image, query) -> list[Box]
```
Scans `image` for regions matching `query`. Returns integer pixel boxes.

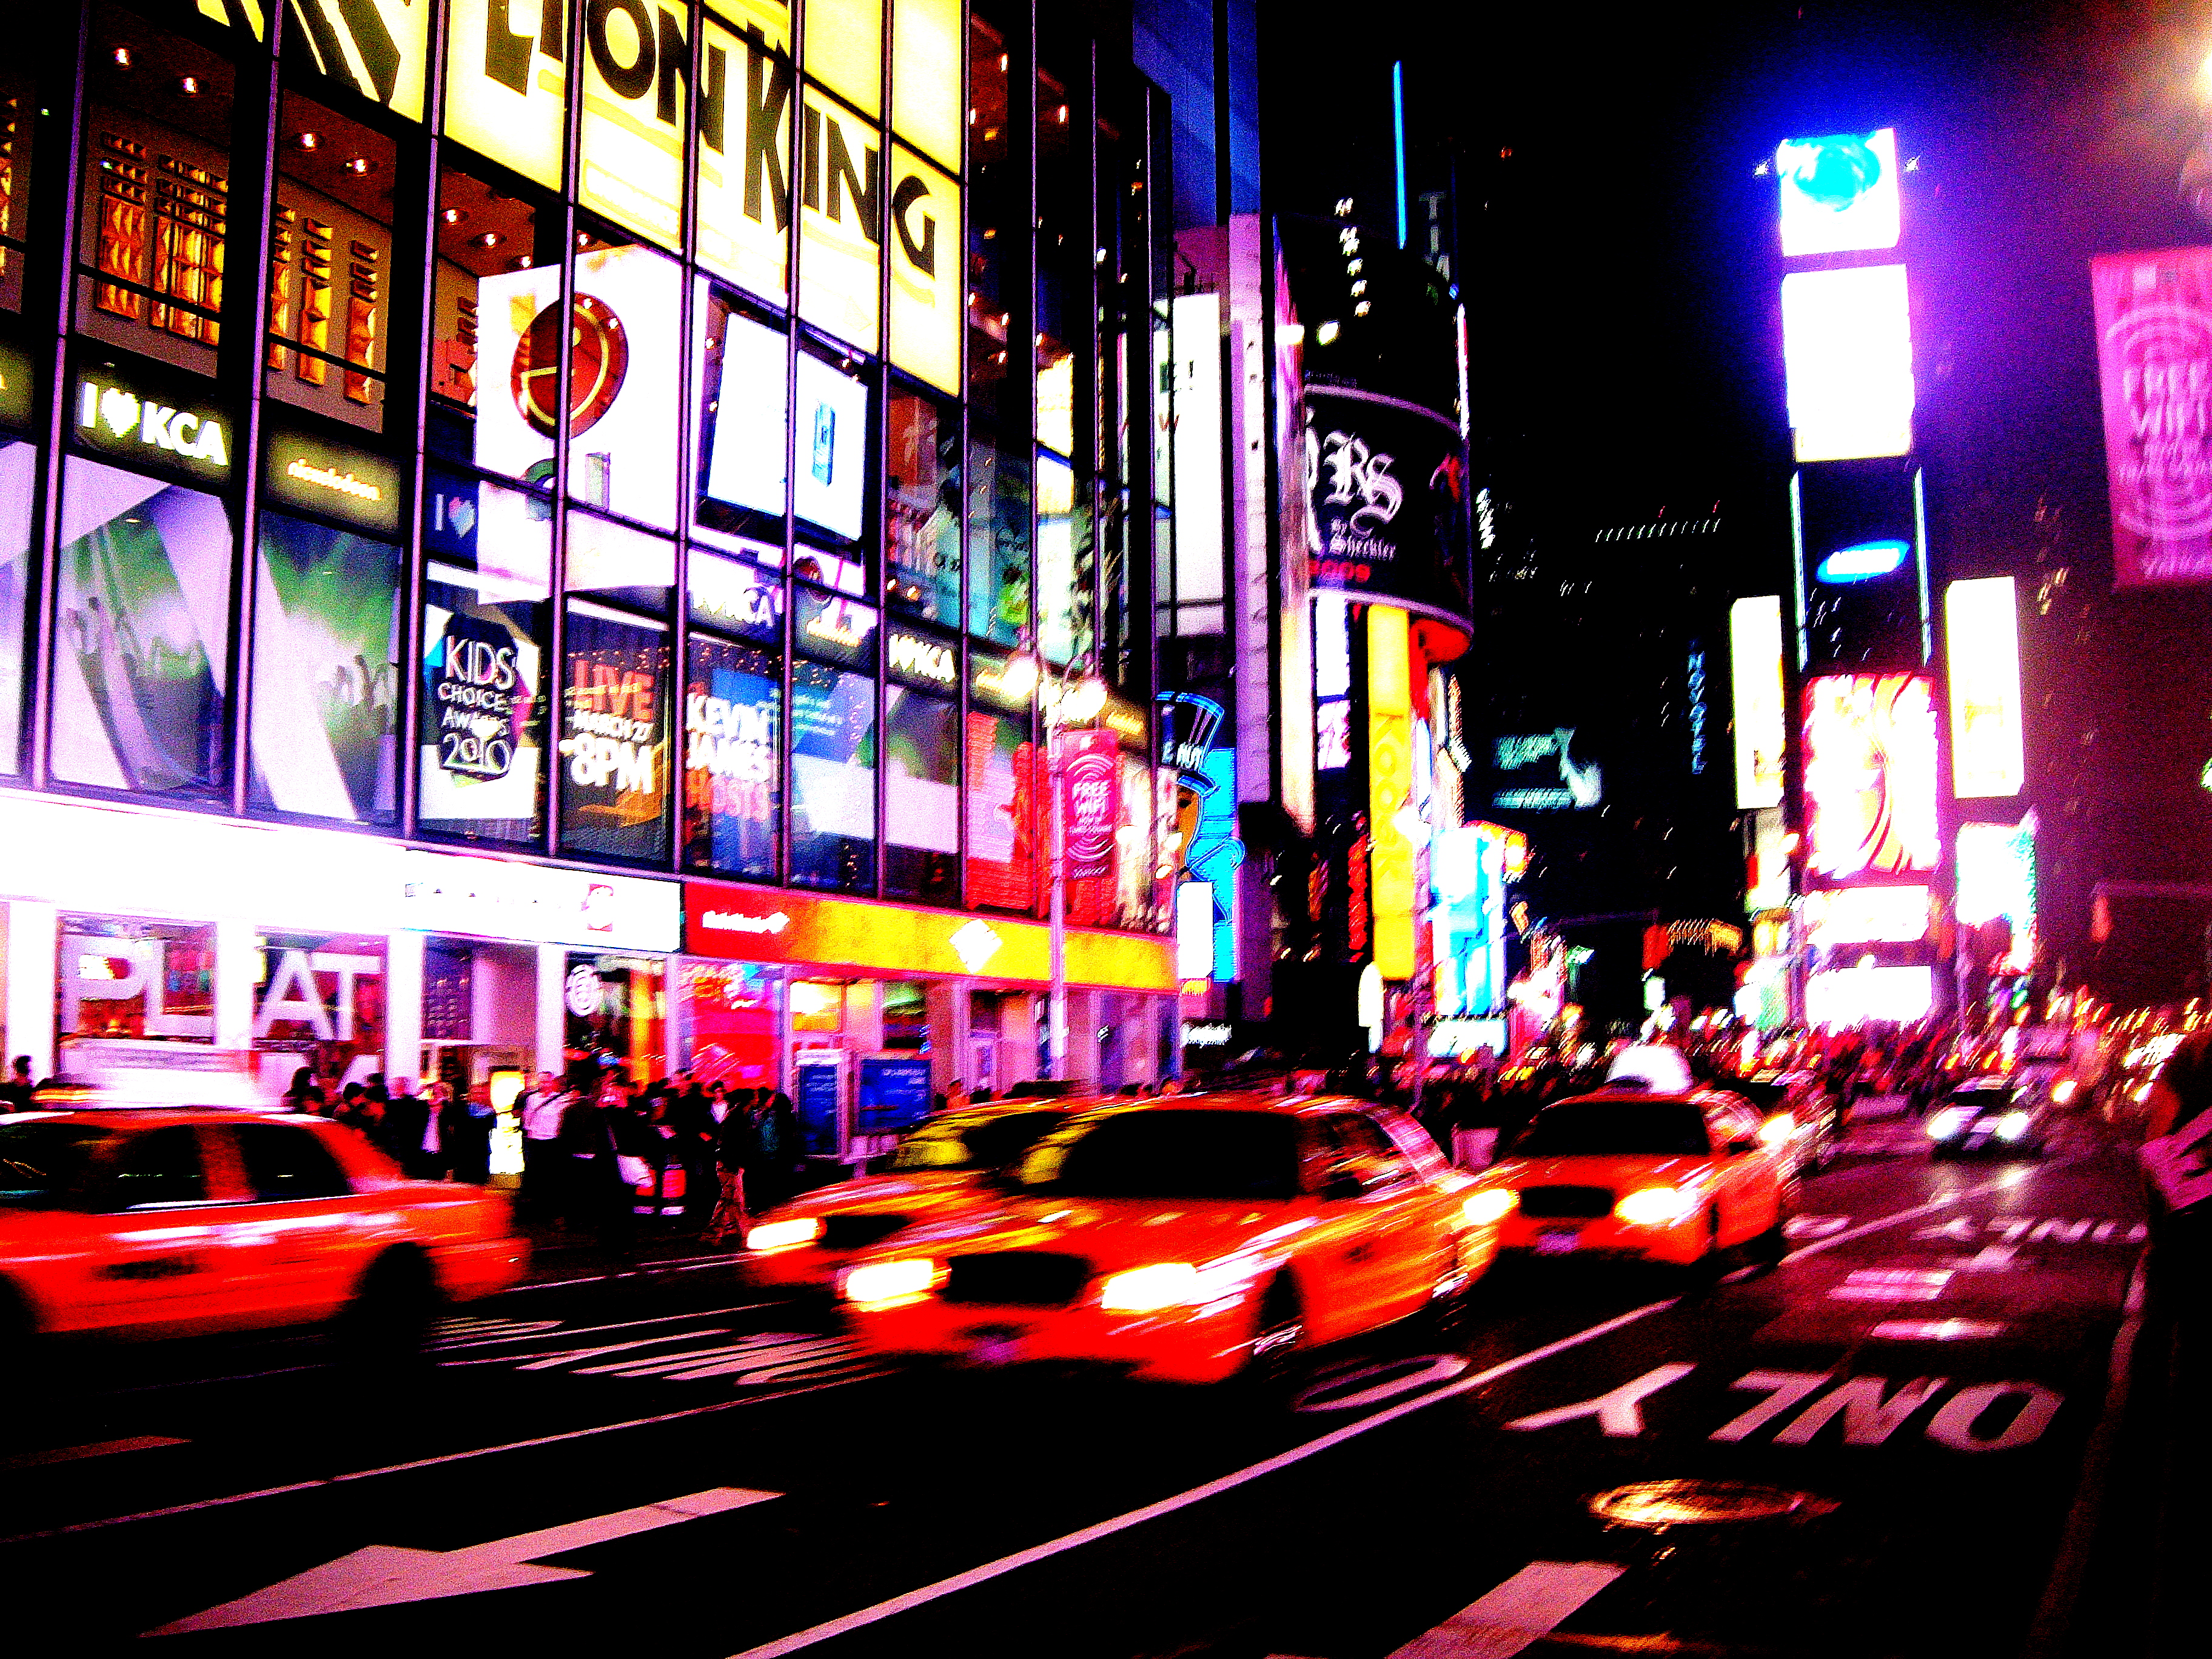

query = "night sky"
[1262,1,2212,1010]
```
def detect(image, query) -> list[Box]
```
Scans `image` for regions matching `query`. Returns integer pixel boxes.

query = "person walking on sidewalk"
[519,1073,569,1221]
[706,1087,759,1243]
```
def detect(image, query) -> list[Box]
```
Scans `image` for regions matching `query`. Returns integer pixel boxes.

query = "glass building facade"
[0,1,1181,1119]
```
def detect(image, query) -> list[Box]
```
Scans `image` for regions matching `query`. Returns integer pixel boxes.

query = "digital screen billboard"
[2090,247,2212,587]
[1775,129,1901,258]
[1781,265,1914,463]
[1956,818,2037,974]
[1803,885,1932,947]
[1803,672,1939,880]
[1729,595,1786,808]
[1305,389,1472,629]
[1946,577,2023,798]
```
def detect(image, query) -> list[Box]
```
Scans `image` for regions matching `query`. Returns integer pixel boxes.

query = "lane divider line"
[1387,1560,1626,1659]
[721,1300,1678,1659]
[430,1305,780,1353]
[0,1436,190,1472]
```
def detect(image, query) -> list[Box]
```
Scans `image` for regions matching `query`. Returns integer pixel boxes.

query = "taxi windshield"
[887,1111,1065,1171]
[0,1121,122,1206]
[1016,1109,1299,1200]
[1510,1101,1711,1158]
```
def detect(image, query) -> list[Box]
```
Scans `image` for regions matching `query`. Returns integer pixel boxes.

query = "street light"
[1021,652,1107,1081]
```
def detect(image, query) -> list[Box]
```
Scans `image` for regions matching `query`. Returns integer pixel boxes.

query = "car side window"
[108,1127,210,1209]
[233,1124,354,1201]
[1323,1113,1415,1183]
[1708,1104,1758,1148]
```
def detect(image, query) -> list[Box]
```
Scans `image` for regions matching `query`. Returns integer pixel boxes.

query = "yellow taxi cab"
[0,1094,528,1358]
[1469,1088,1794,1267]
[833,1091,1499,1384]
[736,1098,1100,1296]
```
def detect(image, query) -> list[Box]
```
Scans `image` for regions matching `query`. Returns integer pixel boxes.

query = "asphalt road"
[4,1121,2147,1658]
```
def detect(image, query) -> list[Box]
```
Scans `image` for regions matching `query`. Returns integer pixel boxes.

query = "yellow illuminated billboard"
[578,0,693,246]
[799,83,882,352]
[889,143,960,395]
[697,7,794,301]
[804,0,882,118]
[444,0,570,190]
[1946,577,2023,799]
[891,0,962,169]
[286,0,431,121]
[1367,606,1415,981]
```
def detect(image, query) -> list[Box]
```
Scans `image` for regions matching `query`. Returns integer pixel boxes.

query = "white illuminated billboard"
[1806,965,1934,1027]
[1776,129,1901,257]
[1781,265,1915,463]
[1946,577,2024,798]
[1729,595,1786,808]
[1956,818,2037,973]
[1804,886,1932,947]
[705,313,790,518]
[793,352,869,542]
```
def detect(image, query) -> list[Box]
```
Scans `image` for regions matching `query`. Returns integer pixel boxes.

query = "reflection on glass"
[965,15,1014,431]
[683,634,780,880]
[429,162,552,476]
[567,234,682,528]
[697,286,790,546]
[0,65,39,312]
[250,511,399,823]
[886,386,959,623]
[418,474,551,843]
[52,457,232,799]
[885,685,957,899]
[789,659,876,891]
[559,602,672,862]
[1036,452,1086,664]
[267,90,395,432]
[967,431,1028,645]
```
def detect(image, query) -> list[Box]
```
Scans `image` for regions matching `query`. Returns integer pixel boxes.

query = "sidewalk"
[511,1218,748,1289]
[2045,1219,2211,1659]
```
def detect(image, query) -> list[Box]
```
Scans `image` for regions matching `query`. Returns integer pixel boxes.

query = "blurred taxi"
[0,1096,526,1353]
[736,1099,1093,1296]
[1470,1090,1793,1267]
[834,1092,1498,1384]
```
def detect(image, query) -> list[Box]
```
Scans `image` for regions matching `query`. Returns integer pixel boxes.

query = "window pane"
[77,10,235,377]
[696,286,791,552]
[570,233,682,528]
[419,474,551,843]
[281,0,432,120]
[797,83,881,354]
[267,92,397,434]
[0,64,40,312]
[250,509,400,823]
[789,659,874,890]
[430,163,555,477]
[1037,451,1087,664]
[443,0,569,190]
[888,142,960,395]
[965,16,1014,431]
[964,707,1036,912]
[110,1125,208,1207]
[567,509,674,615]
[52,457,232,799]
[688,548,783,640]
[794,348,871,547]
[696,6,793,304]
[233,1123,351,1201]
[886,385,959,625]
[558,601,672,862]
[682,633,779,880]
[0,438,33,773]
[967,430,1028,644]
[58,914,215,1045]
[885,685,956,899]
[578,0,688,249]
[804,0,880,118]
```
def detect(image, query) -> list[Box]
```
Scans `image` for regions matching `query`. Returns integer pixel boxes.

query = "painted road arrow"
[147,1486,779,1635]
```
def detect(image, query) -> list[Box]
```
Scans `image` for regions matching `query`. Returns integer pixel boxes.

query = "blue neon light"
[1393,62,1407,249]
[1815,540,1910,583]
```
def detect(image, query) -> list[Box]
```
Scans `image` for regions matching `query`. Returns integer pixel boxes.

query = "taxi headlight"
[1757,1114,1795,1148]
[2051,1080,2078,1105]
[744,1216,825,1253]
[1927,1107,1972,1140]
[1462,1188,1518,1225]
[1614,1185,1697,1226]
[1099,1262,1204,1313]
[1995,1110,2033,1141]
[841,1258,940,1307]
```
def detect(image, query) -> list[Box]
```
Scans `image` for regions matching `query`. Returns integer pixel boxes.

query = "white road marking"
[1829,1268,1952,1302]
[721,1299,1678,1659]
[1503,1364,1696,1438]
[1871,1319,2005,1341]
[0,1436,189,1471]
[1386,1561,1626,1659]
[1926,1381,2065,1452]
[432,1306,775,1353]
[1781,1213,1851,1239]
[1293,1356,1472,1415]
[147,1487,780,1634]
[1948,1244,2027,1272]
[1713,1370,2062,1451]
[1771,1374,1948,1446]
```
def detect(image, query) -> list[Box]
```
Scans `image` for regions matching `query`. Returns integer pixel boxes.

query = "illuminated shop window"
[566,229,682,530]
[0,437,32,774]
[885,678,959,900]
[266,92,397,434]
[0,63,39,313]
[558,599,673,864]
[967,428,1029,645]
[427,161,555,480]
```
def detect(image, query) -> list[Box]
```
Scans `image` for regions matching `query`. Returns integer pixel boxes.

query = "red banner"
[2093,247,2212,586]
[1062,731,1121,882]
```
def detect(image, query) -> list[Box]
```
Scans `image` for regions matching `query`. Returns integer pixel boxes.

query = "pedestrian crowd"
[278,1064,805,1245]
